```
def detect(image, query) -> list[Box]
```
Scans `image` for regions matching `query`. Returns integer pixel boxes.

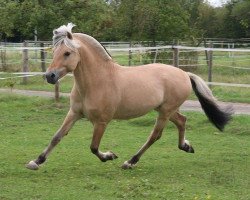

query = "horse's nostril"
[45,72,58,84]
[51,73,56,78]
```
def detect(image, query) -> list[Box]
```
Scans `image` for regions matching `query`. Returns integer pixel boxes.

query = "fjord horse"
[26,23,232,170]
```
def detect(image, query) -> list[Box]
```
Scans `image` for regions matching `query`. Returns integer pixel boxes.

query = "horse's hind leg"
[170,111,194,153]
[122,111,169,169]
[26,109,81,170]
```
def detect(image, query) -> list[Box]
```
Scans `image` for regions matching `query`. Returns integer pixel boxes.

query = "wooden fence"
[1,41,250,101]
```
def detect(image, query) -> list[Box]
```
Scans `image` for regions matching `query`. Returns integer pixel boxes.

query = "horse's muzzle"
[45,71,59,84]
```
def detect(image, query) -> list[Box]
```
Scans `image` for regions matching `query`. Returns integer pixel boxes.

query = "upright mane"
[53,23,79,50]
[53,23,112,60]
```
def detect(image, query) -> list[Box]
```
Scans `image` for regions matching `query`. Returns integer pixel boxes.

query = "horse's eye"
[64,52,71,57]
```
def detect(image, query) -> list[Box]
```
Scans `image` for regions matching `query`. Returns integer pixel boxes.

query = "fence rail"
[0,41,249,101]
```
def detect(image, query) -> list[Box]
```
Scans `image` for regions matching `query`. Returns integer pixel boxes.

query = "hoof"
[121,161,135,170]
[26,160,39,170]
[179,141,195,153]
[101,151,118,162]
[187,145,195,153]
[106,151,118,160]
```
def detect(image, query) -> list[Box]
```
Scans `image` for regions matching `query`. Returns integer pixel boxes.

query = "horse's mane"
[53,23,112,60]
[73,33,112,60]
[53,23,79,50]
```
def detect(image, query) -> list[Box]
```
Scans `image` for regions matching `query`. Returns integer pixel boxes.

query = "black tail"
[188,73,233,131]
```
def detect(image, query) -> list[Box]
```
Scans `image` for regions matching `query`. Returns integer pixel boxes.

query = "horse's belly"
[113,106,155,119]
[113,92,163,119]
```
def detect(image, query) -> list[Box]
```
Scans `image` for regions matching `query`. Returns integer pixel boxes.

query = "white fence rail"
[0,42,250,89]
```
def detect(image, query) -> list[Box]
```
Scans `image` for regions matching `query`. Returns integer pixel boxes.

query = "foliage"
[1,0,249,42]
[112,0,191,42]
[0,1,19,38]
[0,0,113,41]
[231,0,250,37]
[197,0,250,38]
[196,2,217,37]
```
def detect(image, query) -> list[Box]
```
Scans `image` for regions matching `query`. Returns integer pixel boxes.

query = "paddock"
[0,94,249,199]
[0,40,249,199]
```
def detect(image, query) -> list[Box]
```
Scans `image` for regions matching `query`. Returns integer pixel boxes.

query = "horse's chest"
[81,97,115,121]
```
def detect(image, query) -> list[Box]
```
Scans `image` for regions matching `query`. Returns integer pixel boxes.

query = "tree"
[231,0,250,37]
[196,2,217,38]
[113,0,192,43]
[0,1,19,40]
[1,0,250,42]
[0,0,114,41]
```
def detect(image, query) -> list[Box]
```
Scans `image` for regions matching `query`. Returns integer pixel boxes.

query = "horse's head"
[45,23,80,84]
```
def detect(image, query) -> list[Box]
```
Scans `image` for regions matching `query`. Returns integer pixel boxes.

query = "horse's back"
[118,63,191,98]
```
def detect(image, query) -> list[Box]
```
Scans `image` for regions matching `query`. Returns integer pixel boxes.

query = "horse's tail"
[187,72,233,131]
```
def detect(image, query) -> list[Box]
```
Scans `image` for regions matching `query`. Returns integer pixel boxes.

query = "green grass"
[0,94,249,200]
[0,75,74,93]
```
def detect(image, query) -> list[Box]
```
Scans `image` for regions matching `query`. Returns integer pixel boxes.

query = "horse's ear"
[67,32,73,40]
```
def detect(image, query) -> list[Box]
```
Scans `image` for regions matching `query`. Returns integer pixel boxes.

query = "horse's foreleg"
[170,111,194,153]
[122,114,169,169]
[90,122,118,162]
[26,109,81,170]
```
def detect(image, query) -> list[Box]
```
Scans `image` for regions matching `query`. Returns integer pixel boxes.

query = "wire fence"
[0,41,249,102]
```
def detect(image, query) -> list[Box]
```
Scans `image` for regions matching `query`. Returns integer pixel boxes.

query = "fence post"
[22,41,29,84]
[204,39,209,67]
[173,46,179,68]
[208,42,213,87]
[128,41,132,66]
[55,82,60,102]
[0,42,7,71]
[153,49,158,63]
[40,42,46,72]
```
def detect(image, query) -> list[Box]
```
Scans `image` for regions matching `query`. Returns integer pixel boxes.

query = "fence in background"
[1,40,250,100]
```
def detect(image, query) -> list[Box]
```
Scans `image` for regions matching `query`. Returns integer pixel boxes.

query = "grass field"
[0,94,249,200]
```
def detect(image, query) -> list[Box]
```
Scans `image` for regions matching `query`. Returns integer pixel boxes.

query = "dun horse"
[27,23,233,170]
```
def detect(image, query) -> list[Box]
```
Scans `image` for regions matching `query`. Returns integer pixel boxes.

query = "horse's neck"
[73,47,115,95]
[74,33,111,61]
